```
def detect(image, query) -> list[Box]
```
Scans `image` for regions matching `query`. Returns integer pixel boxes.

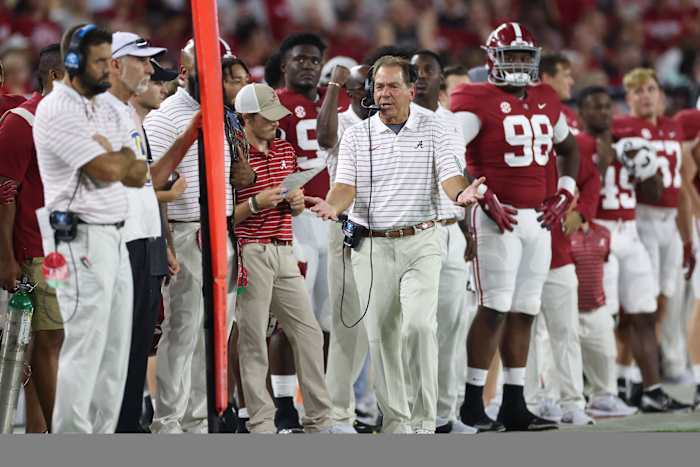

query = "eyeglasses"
[113,38,151,55]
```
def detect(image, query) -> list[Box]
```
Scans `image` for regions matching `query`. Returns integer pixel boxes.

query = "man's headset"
[63,24,98,78]
[362,60,418,111]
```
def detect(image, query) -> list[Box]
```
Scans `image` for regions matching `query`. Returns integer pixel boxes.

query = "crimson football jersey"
[674,109,700,195]
[562,105,581,135]
[276,86,349,199]
[613,115,684,209]
[450,82,567,208]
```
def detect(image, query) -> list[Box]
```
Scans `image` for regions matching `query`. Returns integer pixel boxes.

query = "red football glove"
[683,242,696,280]
[537,189,574,230]
[479,188,518,233]
[0,180,17,204]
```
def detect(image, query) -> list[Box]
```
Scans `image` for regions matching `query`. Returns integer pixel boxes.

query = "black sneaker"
[275,407,304,433]
[629,382,643,408]
[640,388,692,413]
[497,405,558,431]
[617,377,627,403]
[693,386,700,411]
[353,419,378,433]
[459,405,505,433]
[236,417,250,434]
[220,404,238,433]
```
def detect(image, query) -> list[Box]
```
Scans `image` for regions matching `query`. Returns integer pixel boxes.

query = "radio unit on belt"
[49,210,78,243]
[338,214,367,249]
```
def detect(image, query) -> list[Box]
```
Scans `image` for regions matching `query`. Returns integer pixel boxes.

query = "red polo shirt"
[0,93,44,260]
[235,139,297,242]
[570,222,610,311]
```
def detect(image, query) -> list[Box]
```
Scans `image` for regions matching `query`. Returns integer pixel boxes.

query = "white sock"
[467,367,487,386]
[617,364,635,380]
[693,364,700,385]
[271,374,298,398]
[238,407,249,419]
[630,366,642,383]
[503,367,526,386]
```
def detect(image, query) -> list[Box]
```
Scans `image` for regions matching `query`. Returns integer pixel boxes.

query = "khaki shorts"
[21,257,63,332]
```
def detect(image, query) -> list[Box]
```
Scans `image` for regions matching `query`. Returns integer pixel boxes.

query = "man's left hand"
[305,196,338,221]
[684,242,696,280]
[537,189,575,230]
[287,189,305,214]
[457,177,486,205]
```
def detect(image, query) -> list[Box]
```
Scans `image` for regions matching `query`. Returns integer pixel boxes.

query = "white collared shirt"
[34,81,128,224]
[103,91,161,242]
[144,87,233,221]
[335,107,462,230]
[412,102,467,220]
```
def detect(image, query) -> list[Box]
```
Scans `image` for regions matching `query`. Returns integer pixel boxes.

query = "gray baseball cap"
[235,83,291,121]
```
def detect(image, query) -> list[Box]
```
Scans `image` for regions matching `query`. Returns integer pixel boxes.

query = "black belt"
[77,219,125,229]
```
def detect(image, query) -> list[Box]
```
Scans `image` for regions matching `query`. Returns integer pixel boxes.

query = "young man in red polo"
[233,82,336,433]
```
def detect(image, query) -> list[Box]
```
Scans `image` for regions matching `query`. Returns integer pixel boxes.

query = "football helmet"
[615,137,658,181]
[482,22,541,87]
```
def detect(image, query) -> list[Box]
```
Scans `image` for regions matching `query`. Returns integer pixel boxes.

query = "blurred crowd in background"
[1,0,700,114]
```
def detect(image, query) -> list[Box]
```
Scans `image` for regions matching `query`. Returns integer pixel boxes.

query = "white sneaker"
[588,394,638,418]
[448,420,478,434]
[322,424,357,434]
[535,399,563,423]
[183,421,209,433]
[151,421,183,434]
[561,408,595,425]
[318,425,355,434]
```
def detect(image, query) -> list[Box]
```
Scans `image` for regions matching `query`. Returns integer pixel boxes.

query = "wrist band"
[248,196,260,214]
[558,176,576,196]
[328,81,341,88]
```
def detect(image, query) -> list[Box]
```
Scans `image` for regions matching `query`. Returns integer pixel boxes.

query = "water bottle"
[0,279,34,433]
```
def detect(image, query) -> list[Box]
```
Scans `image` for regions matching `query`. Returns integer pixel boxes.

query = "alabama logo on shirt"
[130,130,147,159]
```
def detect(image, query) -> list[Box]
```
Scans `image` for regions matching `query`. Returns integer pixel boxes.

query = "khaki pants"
[152,222,235,433]
[44,223,133,433]
[579,307,618,397]
[325,222,369,426]
[236,242,332,433]
[352,226,441,433]
[525,265,585,412]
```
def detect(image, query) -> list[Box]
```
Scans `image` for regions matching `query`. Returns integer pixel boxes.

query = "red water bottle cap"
[43,252,69,288]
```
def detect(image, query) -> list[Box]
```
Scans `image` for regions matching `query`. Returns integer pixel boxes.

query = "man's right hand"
[171,175,187,198]
[479,188,518,234]
[330,65,351,87]
[255,186,284,210]
[0,257,21,291]
[304,196,338,221]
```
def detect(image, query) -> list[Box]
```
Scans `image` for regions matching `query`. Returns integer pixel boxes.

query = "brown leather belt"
[362,221,436,238]
[439,218,458,226]
[239,238,293,246]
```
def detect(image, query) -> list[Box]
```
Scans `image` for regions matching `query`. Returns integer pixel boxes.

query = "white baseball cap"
[235,83,291,121]
[112,32,166,59]
[320,56,358,85]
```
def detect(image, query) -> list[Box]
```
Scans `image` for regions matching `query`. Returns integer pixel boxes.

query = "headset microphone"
[360,97,380,111]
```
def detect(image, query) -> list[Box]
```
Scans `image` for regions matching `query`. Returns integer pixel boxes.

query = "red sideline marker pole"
[190,0,228,415]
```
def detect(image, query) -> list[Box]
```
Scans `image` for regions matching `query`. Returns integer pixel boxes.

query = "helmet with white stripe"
[483,22,541,87]
[615,137,658,181]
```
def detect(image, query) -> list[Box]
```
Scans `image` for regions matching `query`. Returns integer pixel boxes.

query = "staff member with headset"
[306,55,484,434]
[33,24,148,433]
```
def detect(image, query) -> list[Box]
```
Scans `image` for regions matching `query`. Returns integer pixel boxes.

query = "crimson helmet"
[482,22,541,87]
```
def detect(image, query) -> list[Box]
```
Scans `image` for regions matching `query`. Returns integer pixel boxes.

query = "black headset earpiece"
[64,24,97,78]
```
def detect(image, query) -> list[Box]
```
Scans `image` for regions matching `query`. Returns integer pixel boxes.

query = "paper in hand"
[281,166,325,197]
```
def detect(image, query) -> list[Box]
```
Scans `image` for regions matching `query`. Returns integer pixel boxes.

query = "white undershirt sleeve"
[454,111,481,146]
[553,112,570,144]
